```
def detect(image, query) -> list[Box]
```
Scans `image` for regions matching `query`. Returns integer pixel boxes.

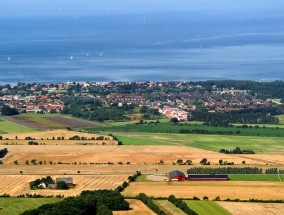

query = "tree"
[1,105,19,116]
[219,159,223,165]
[57,181,68,190]
[170,117,179,123]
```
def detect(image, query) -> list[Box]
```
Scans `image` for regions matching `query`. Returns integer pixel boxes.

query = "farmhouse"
[56,177,74,186]
[188,174,229,181]
[169,170,186,181]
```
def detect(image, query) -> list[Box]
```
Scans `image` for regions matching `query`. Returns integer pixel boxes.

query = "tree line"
[219,147,255,154]
[137,193,166,215]
[168,195,198,215]
[21,190,129,215]
[187,167,263,174]
[190,108,280,126]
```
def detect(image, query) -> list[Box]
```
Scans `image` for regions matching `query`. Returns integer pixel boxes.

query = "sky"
[0,0,282,17]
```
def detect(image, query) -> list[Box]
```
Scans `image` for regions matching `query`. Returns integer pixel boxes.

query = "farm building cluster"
[168,170,229,181]
[30,177,75,190]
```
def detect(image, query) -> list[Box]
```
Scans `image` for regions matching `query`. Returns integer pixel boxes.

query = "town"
[0,81,283,123]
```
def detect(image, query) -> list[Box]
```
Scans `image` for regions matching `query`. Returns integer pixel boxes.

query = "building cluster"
[0,81,276,119]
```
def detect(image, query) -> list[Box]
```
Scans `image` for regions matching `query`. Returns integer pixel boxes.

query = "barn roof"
[56,177,73,184]
[169,170,186,179]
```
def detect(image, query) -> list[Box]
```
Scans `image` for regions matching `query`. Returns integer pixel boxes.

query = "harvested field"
[2,145,284,167]
[0,175,128,196]
[114,199,156,215]
[3,145,284,166]
[45,116,97,128]
[217,202,284,215]
[123,181,284,200]
[1,129,113,140]
[154,200,186,215]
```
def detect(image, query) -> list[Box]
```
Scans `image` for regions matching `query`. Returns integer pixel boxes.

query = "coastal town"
[0,81,281,122]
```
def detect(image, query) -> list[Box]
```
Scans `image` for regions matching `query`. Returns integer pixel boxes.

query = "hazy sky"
[0,0,282,16]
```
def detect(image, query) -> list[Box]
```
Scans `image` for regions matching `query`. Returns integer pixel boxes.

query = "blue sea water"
[0,10,284,83]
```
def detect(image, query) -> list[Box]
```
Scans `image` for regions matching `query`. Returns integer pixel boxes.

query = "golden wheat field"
[217,202,284,215]
[0,175,128,197]
[123,181,284,200]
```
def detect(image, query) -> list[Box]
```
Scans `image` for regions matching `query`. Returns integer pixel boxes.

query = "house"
[169,170,186,181]
[187,174,229,181]
[56,177,74,186]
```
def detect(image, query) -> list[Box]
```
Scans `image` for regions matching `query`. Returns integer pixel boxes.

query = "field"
[276,115,284,125]
[2,113,101,130]
[0,130,116,146]
[113,132,284,155]
[0,118,37,134]
[88,122,284,137]
[229,174,284,182]
[154,200,186,215]
[0,175,128,196]
[0,198,62,215]
[123,181,284,200]
[114,199,155,215]
[217,202,284,215]
[3,144,284,167]
[184,200,231,215]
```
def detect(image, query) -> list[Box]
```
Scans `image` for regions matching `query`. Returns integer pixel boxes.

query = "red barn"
[169,170,186,181]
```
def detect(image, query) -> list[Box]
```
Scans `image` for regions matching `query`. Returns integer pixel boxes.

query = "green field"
[229,174,284,182]
[276,115,284,125]
[111,132,284,154]
[0,198,62,215]
[184,200,231,215]
[0,120,37,134]
[87,121,284,137]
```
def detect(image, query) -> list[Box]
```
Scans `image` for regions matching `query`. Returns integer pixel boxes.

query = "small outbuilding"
[56,177,74,186]
[169,170,186,181]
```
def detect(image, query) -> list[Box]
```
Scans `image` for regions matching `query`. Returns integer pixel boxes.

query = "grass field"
[0,119,37,134]
[112,132,284,155]
[229,174,284,182]
[154,200,186,215]
[276,115,284,125]
[0,198,62,215]
[87,122,284,137]
[184,200,231,215]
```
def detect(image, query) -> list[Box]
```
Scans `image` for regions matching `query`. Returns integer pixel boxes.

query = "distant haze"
[0,0,283,16]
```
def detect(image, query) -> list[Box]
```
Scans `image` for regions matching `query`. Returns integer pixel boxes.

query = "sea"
[0,9,284,84]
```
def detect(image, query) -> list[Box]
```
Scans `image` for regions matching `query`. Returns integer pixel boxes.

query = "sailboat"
[70,55,73,60]
[8,56,11,61]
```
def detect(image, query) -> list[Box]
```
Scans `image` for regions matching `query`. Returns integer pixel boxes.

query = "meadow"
[87,122,284,137]
[112,132,284,155]
[184,200,231,215]
[0,198,62,215]
[228,174,284,182]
